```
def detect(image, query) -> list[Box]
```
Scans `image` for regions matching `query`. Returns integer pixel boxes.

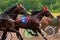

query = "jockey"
[15,14,30,24]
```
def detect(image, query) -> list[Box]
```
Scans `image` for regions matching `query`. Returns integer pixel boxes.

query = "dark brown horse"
[0,4,28,40]
[14,6,55,40]
[1,5,52,40]
[15,6,54,40]
[0,14,23,40]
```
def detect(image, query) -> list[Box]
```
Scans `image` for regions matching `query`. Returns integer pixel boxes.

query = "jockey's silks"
[21,15,28,23]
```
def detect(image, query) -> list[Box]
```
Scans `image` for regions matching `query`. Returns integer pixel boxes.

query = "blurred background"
[0,0,60,15]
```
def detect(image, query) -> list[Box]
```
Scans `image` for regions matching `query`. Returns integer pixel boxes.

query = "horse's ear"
[43,6,48,12]
[17,4,20,8]
[17,4,23,9]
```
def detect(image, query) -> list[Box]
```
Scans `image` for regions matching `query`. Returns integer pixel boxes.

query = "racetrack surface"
[11,28,60,40]
[0,28,60,40]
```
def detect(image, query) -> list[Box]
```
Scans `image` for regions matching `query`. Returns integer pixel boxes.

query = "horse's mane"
[4,5,17,14]
[4,4,28,16]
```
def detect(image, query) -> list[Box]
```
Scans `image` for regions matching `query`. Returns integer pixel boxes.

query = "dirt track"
[11,28,60,40]
[0,28,60,40]
[11,29,43,40]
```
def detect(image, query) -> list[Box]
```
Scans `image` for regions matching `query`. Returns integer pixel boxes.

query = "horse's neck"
[32,11,44,20]
[9,14,17,20]
[9,9,28,20]
[4,5,17,14]
[9,10,18,20]
[3,6,18,20]
[5,8,18,20]
[2,13,17,20]
[37,11,53,20]
[31,9,43,16]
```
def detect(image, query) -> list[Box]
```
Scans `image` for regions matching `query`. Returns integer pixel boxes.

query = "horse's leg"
[10,27,23,40]
[15,26,23,40]
[26,24,38,36]
[1,31,7,40]
[28,29,38,36]
[36,27,47,40]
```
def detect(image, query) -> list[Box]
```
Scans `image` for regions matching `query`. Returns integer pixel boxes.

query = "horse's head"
[13,4,28,15]
[16,4,24,13]
[35,6,53,20]
[4,4,28,20]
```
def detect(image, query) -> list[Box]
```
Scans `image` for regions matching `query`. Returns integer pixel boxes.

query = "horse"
[14,6,53,40]
[0,4,28,40]
[1,5,52,40]
[40,16,60,36]
[2,3,46,40]
[6,5,52,40]
[15,6,55,40]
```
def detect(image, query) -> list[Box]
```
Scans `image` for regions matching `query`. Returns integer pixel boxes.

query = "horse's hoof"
[44,37,47,40]
[20,38,23,40]
[21,38,23,40]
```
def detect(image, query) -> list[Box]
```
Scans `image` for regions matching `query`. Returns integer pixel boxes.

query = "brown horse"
[40,16,60,36]
[15,6,54,40]
[14,6,54,40]
[1,5,52,40]
[1,4,47,40]
[0,4,28,40]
